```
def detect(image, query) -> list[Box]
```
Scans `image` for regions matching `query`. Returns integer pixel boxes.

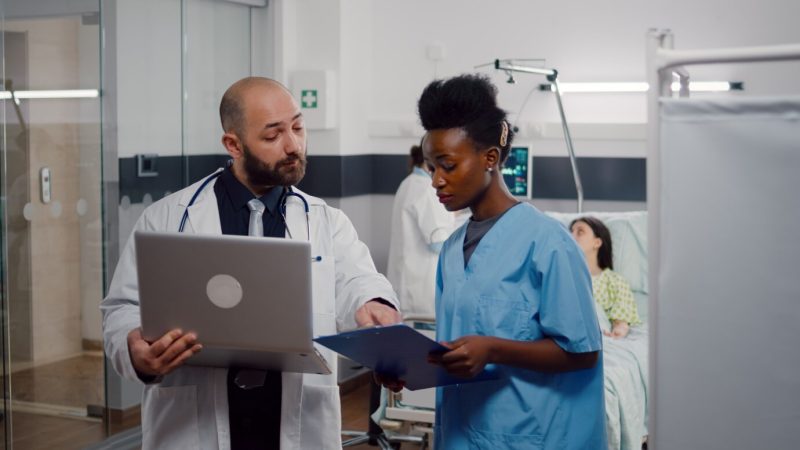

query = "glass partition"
[0,0,264,447]
[1,1,105,448]
[184,0,251,181]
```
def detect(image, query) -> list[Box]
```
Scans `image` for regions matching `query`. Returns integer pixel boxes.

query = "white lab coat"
[102,169,398,450]
[386,168,455,318]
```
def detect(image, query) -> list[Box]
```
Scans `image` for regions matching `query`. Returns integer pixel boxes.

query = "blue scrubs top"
[434,203,607,450]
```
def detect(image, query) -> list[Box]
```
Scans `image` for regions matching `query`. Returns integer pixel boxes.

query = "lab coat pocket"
[311,257,335,316]
[141,385,200,450]
[299,384,342,450]
[475,296,531,340]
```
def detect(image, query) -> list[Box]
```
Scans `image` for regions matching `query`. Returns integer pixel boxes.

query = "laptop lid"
[135,231,329,374]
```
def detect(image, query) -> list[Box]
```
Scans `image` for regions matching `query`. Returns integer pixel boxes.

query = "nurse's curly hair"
[417,74,514,164]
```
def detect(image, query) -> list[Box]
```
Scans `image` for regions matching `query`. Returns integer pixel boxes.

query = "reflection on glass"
[1,10,105,448]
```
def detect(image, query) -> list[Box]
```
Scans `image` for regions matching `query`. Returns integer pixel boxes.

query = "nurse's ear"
[484,146,501,171]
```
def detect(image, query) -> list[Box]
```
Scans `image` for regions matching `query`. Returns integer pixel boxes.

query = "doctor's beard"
[242,144,307,187]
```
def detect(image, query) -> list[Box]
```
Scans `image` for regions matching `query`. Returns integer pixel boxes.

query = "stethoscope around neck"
[177,168,311,241]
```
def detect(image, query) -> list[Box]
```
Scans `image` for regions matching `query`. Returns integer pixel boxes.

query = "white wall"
[338,0,373,155]
[368,0,800,127]
[114,0,268,247]
[184,0,253,156]
[281,0,800,157]
[287,0,341,155]
[274,0,800,266]
[116,0,255,159]
[116,0,182,158]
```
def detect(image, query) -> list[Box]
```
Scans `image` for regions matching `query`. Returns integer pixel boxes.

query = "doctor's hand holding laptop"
[132,231,400,378]
[127,326,202,379]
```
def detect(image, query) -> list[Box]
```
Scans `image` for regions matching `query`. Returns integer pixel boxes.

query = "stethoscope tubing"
[178,170,310,239]
[178,171,223,233]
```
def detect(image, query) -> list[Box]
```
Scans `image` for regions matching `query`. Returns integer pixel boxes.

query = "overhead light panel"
[538,81,743,93]
[0,89,100,100]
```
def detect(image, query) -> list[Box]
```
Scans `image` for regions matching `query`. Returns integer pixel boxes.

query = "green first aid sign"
[301,89,318,108]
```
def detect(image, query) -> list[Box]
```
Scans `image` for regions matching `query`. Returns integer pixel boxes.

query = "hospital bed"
[548,210,649,450]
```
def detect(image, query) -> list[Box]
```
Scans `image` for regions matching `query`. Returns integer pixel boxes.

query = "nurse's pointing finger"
[354,300,400,327]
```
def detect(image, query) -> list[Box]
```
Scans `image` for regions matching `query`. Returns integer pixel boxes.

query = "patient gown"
[434,203,607,450]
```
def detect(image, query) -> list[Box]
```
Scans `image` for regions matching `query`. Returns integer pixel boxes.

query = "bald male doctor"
[102,77,399,449]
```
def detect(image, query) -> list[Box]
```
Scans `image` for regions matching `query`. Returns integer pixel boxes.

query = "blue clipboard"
[314,324,498,391]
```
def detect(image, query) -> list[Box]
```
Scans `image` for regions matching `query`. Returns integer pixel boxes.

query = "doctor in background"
[387,144,456,318]
[102,77,399,450]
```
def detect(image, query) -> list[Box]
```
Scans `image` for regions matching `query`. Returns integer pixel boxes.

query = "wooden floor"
[7,353,104,410]
[1,377,394,449]
[340,382,375,450]
[5,412,106,450]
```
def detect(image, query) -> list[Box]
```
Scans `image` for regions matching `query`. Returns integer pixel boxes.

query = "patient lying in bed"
[570,216,641,338]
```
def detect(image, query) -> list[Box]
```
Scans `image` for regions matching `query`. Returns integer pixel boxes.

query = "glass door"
[0,0,267,447]
[0,1,105,448]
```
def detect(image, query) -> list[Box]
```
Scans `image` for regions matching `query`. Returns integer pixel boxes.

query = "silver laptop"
[135,231,331,375]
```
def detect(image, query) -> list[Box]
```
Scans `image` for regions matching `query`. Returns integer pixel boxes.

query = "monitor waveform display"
[501,147,530,197]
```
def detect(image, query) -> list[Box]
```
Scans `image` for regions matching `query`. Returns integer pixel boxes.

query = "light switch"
[137,154,159,178]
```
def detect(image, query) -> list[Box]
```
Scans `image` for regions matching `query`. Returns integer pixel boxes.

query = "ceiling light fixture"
[537,81,743,93]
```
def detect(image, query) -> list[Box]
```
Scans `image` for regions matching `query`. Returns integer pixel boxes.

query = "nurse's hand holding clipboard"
[429,336,600,376]
[428,336,494,378]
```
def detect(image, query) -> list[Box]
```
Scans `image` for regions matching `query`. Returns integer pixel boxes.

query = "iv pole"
[493,59,584,213]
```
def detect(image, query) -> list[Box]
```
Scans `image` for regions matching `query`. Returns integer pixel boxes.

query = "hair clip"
[499,121,509,147]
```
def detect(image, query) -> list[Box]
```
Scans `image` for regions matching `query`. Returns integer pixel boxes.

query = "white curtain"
[654,96,800,449]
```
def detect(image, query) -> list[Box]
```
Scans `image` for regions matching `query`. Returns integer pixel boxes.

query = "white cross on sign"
[301,89,318,108]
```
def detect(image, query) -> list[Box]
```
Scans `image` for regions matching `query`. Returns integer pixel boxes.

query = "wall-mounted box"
[290,70,337,130]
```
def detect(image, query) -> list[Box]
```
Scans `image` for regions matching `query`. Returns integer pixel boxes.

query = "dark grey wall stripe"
[119,154,645,203]
[298,154,411,197]
[118,154,229,203]
[532,157,646,201]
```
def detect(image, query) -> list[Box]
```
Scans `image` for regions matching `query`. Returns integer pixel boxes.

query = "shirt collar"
[412,166,430,178]
[219,167,285,216]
